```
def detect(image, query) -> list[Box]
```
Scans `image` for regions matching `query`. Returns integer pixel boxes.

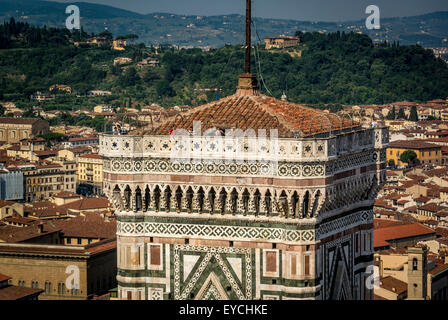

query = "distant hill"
[1,0,448,47]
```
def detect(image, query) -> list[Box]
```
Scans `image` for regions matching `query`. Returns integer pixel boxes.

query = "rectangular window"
[355,233,359,253]
[291,254,297,276]
[127,291,132,300]
[150,245,161,266]
[266,251,277,273]
[304,255,311,276]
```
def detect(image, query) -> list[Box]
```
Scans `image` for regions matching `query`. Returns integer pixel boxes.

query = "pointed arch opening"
[219,189,227,215]
[303,191,310,218]
[164,186,172,212]
[310,190,321,218]
[186,187,194,213]
[153,185,161,212]
[265,190,272,216]
[197,187,205,213]
[242,189,250,215]
[230,189,238,215]
[124,185,131,210]
[208,188,216,214]
[175,186,183,212]
[135,186,142,211]
[280,190,289,217]
[144,186,150,211]
[253,189,261,216]
[291,191,299,218]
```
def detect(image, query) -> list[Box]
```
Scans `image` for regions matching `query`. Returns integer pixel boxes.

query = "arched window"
[412,258,418,271]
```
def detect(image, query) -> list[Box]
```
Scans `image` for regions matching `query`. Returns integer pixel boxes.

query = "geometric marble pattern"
[117,221,315,243]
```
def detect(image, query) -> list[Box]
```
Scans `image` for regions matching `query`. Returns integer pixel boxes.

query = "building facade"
[0,240,117,300]
[265,36,300,49]
[77,154,103,195]
[387,140,442,166]
[99,74,389,300]
[0,118,49,144]
[21,163,76,202]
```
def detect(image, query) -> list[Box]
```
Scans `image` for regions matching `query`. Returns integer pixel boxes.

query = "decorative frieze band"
[117,220,316,243]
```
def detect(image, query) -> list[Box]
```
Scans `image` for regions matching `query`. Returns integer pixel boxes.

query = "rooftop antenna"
[245,0,252,74]
[236,0,259,96]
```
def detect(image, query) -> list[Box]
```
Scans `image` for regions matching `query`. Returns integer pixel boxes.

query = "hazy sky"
[51,0,448,21]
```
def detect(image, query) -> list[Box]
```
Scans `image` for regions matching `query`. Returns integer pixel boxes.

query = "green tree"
[409,106,419,121]
[400,150,418,166]
[387,106,396,120]
[388,159,395,167]
[397,108,406,119]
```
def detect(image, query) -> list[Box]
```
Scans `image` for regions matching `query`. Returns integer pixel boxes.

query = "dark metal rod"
[245,0,251,74]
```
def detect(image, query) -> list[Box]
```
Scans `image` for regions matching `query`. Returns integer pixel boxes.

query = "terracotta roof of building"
[0,200,16,208]
[79,153,102,159]
[1,214,37,227]
[49,214,116,239]
[0,223,60,243]
[0,239,116,256]
[373,219,406,230]
[374,223,436,248]
[0,118,41,125]
[418,203,447,213]
[379,276,408,295]
[436,227,448,238]
[429,264,448,276]
[414,196,431,203]
[0,273,11,282]
[0,285,43,300]
[59,197,110,211]
[25,201,69,218]
[53,191,80,199]
[140,94,356,138]
[389,140,442,150]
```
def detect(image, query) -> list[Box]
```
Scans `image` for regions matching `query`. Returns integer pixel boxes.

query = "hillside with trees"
[0,20,447,116]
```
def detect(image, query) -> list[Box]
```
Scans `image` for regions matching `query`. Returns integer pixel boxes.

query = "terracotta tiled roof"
[0,223,61,243]
[59,197,110,211]
[0,285,43,300]
[418,203,447,213]
[0,200,16,208]
[0,273,11,282]
[49,214,116,239]
[79,153,102,159]
[140,94,356,138]
[0,118,41,125]
[374,223,436,248]
[429,264,448,276]
[1,213,37,226]
[0,239,116,256]
[53,191,80,199]
[389,140,442,150]
[379,276,407,295]
[374,218,406,230]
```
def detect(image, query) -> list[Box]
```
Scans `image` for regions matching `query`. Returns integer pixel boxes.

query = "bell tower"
[407,246,428,300]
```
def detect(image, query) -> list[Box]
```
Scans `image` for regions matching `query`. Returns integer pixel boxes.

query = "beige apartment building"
[0,118,49,144]
[21,163,76,202]
[77,154,103,195]
[0,240,117,300]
